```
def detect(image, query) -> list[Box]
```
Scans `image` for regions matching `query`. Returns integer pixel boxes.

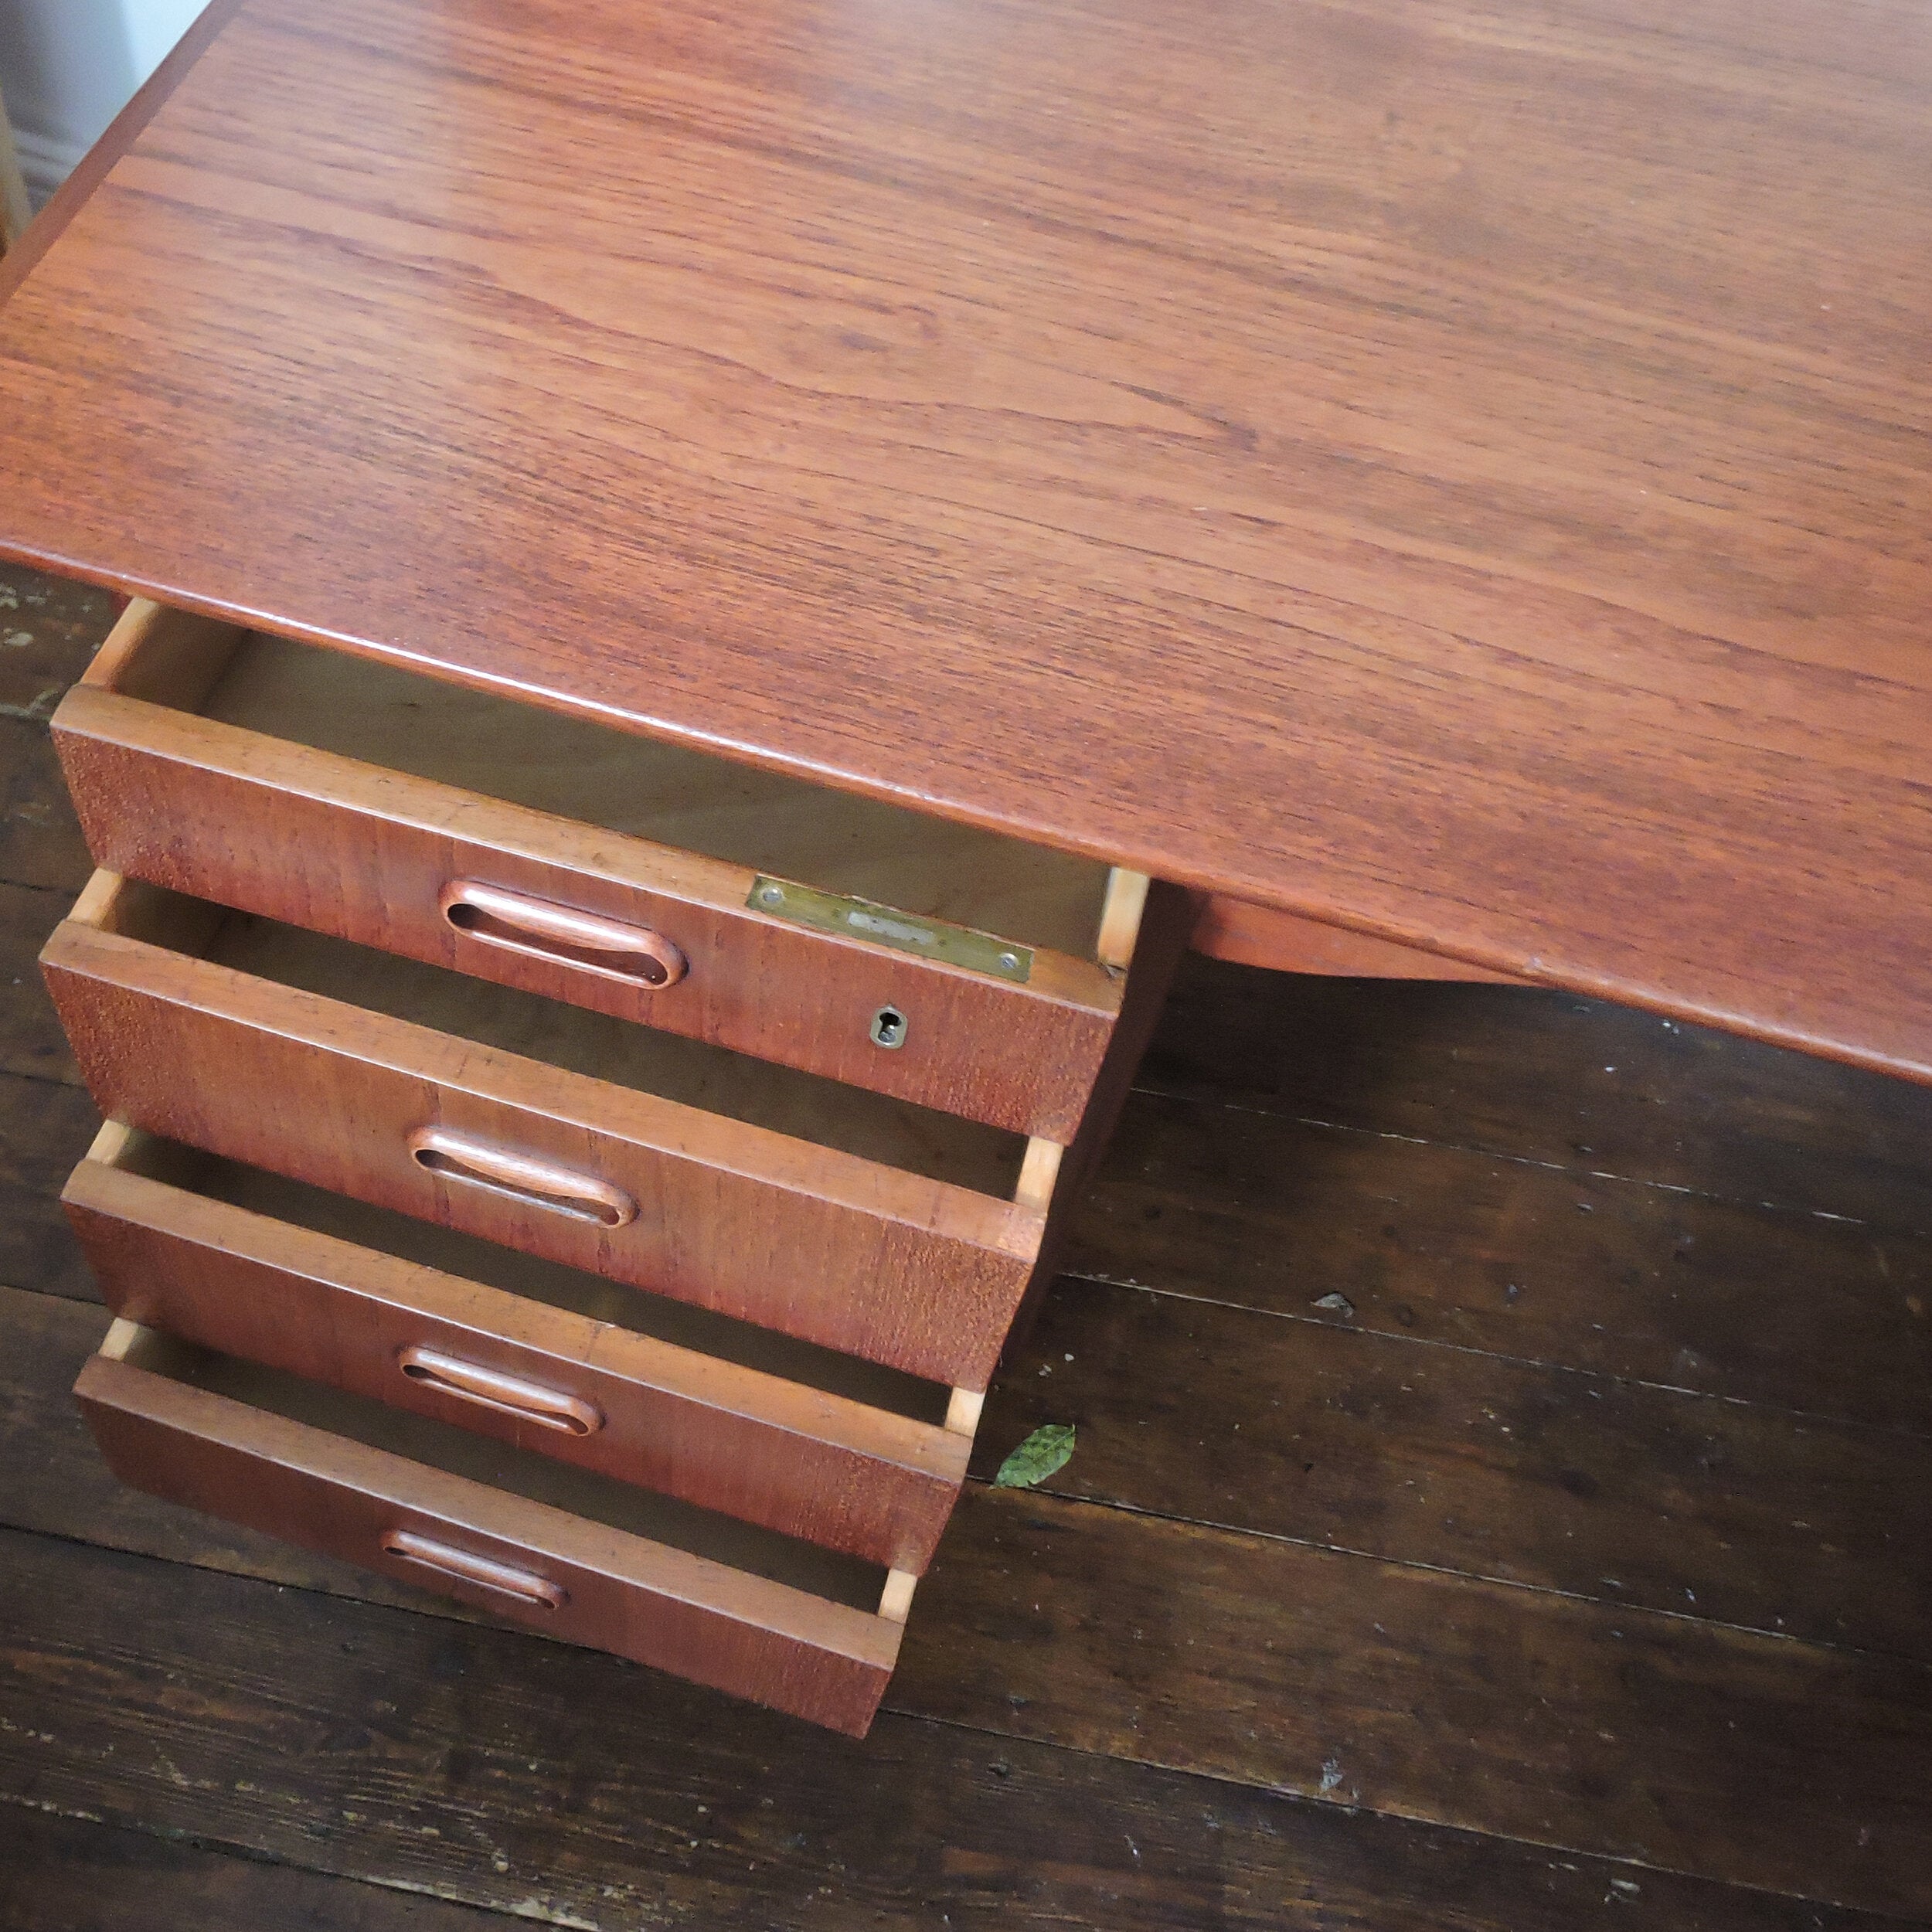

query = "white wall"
[0,0,208,205]
[121,0,205,80]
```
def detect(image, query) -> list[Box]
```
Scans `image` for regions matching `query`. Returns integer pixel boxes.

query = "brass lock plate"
[747,877,1034,983]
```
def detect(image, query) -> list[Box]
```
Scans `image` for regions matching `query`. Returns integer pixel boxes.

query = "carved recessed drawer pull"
[407,1128,637,1228]
[379,1528,568,1610]
[396,1345,604,1436]
[54,602,1138,1143]
[441,880,687,988]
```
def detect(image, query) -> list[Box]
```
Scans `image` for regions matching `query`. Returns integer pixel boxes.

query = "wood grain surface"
[78,1338,901,1736]
[1072,1087,1932,1432]
[0,1811,495,1932]
[980,1274,1932,1660]
[66,1155,969,1573]
[54,623,1124,1142]
[1148,952,1932,1230]
[0,723,90,890]
[43,911,1043,1388]
[894,1489,1932,1921]
[0,1076,96,1302]
[5,559,1930,1921]
[0,1284,476,1616]
[10,1532,1893,1932]
[1192,897,1523,982]
[6,1283,1927,1915]
[0,0,1928,1078]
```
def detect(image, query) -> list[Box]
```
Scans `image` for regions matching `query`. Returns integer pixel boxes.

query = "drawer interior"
[113,1322,889,1613]
[135,620,1113,959]
[110,879,1028,1199]
[116,1130,951,1425]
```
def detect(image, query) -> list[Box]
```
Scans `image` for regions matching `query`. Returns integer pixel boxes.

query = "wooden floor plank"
[0,1527,1900,1932]
[4,555,1928,1922]
[0,1077,95,1303]
[8,552,1932,1246]
[895,1491,1932,1921]
[3,1285,1926,1916]
[13,868,1930,1444]
[0,561,107,900]
[5,553,1923,1437]
[1070,1090,1932,1433]
[1148,956,1932,1230]
[0,1284,480,1618]
[0,1810,498,1932]
[0,882,78,1086]
[12,551,1932,1253]
[12,906,1927,1436]
[978,1275,1932,1661]
[0,721,90,897]
[0,562,118,722]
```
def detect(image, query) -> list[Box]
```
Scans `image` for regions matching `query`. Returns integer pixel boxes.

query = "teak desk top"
[2,0,1928,1080]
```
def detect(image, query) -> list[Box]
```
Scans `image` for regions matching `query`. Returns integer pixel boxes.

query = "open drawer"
[42,872,1057,1390]
[53,600,1151,1141]
[77,1320,909,1735]
[65,1124,971,1573]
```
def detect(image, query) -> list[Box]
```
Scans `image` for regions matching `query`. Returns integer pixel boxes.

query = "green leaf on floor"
[992,1423,1076,1490]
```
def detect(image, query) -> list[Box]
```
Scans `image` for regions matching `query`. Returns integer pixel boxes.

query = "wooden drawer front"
[64,1151,968,1573]
[77,1329,902,1735]
[53,604,1131,1141]
[42,903,1044,1390]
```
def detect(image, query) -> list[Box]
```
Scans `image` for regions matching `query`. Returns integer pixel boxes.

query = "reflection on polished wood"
[1193,896,1524,984]
[0,0,1927,1077]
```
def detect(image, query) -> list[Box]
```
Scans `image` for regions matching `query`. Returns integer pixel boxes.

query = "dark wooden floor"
[1,561,1929,1929]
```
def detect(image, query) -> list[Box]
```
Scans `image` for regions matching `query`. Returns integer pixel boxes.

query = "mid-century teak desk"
[2,0,1927,1734]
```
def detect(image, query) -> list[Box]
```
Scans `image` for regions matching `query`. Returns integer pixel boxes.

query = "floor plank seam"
[0,1064,84,1094]
[11,1270,1930,1665]
[0,1795,549,1929]
[0,1792,109,1829]
[9,1344,1915,1676]
[0,1280,100,1305]
[0,1516,510,1646]
[2,1310,1927,1914]
[1052,1266,1932,1444]
[872,1706,1932,1928]
[953,1475,1932,1671]
[1126,1077,1930,1233]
